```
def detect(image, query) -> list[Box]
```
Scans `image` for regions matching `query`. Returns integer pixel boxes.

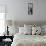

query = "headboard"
[6,20,46,27]
[15,21,46,27]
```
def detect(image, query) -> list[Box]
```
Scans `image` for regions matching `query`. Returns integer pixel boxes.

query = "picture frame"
[28,3,33,15]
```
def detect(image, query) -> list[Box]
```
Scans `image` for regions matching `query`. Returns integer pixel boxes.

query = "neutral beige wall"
[7,0,46,22]
[0,0,46,22]
[5,20,46,27]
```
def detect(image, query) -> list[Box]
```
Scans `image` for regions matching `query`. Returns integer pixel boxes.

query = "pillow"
[42,25,46,35]
[24,24,32,35]
[24,27,32,35]
[40,25,45,35]
[19,27,25,34]
[32,26,41,35]
[8,26,19,36]
[19,27,32,35]
[24,24,32,29]
[42,25,46,33]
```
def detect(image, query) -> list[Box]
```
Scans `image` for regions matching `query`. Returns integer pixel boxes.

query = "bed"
[11,21,46,46]
[11,33,46,46]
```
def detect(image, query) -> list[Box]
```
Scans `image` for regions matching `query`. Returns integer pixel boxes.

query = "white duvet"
[11,33,46,46]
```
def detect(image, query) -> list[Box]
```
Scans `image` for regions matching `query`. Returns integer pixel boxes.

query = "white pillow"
[42,25,46,35]
[19,27,25,34]
[24,24,32,29]
[42,25,46,33]
[8,26,19,36]
[32,26,41,35]
[19,27,32,35]
[24,27,32,35]
[40,25,45,35]
[24,24,32,35]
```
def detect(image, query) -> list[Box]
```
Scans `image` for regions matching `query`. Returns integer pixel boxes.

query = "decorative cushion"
[42,25,46,35]
[32,26,41,35]
[19,27,32,35]
[19,27,25,34]
[24,27,32,35]
[24,24,32,35]
[24,24,32,29]
[42,25,46,33]
[8,26,19,36]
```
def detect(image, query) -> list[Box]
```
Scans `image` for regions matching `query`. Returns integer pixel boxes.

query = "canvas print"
[28,3,33,15]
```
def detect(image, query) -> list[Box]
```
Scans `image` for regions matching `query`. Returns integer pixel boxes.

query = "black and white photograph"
[28,3,33,15]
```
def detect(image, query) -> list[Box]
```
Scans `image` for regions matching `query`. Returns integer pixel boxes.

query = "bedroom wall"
[7,0,46,22]
[0,0,46,22]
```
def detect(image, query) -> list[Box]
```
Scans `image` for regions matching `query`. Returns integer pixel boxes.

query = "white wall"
[0,0,46,22]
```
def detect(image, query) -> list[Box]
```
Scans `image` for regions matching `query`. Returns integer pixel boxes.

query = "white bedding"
[11,33,46,46]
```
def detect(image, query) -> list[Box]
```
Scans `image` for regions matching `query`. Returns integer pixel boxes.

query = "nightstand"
[2,36,13,46]
[0,36,13,46]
